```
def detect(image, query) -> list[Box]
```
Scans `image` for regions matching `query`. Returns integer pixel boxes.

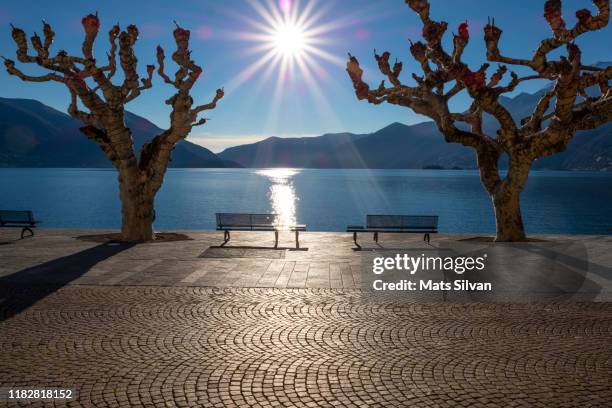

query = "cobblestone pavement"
[1,286,612,407]
[1,230,612,406]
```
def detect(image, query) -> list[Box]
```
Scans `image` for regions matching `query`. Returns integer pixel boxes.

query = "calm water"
[1,168,611,235]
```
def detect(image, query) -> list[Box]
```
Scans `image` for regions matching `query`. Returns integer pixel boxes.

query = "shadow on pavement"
[360,240,609,303]
[0,242,133,321]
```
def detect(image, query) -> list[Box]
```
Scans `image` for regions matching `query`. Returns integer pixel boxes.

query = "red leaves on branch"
[81,13,100,35]
[458,21,469,41]
[460,68,486,89]
[173,25,190,42]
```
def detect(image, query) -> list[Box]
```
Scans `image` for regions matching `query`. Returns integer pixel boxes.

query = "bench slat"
[347,227,437,232]
[216,213,305,231]
[0,210,38,225]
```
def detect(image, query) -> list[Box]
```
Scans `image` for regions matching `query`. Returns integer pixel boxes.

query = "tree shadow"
[0,242,133,321]
[443,241,604,302]
[516,243,612,281]
[0,237,22,246]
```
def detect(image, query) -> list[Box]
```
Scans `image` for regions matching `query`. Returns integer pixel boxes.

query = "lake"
[1,168,611,235]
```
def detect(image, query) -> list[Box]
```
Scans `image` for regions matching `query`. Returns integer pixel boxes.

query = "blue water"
[1,168,611,235]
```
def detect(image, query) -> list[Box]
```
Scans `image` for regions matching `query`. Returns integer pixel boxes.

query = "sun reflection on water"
[256,169,298,229]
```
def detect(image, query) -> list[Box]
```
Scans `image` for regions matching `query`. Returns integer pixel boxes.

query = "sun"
[229,0,345,88]
[272,22,306,58]
[225,0,350,128]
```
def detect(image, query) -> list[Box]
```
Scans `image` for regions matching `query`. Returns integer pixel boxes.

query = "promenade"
[1,229,611,407]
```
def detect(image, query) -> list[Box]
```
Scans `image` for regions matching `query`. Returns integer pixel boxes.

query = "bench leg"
[223,230,230,244]
[274,230,279,248]
[424,233,430,244]
[353,232,361,249]
[373,232,378,243]
[21,227,34,239]
[295,230,300,249]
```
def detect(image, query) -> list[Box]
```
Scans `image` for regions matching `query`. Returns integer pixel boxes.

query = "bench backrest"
[216,213,278,227]
[0,210,34,224]
[367,214,438,230]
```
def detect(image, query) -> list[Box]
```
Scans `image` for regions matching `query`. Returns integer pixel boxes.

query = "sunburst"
[272,21,307,59]
[226,0,345,94]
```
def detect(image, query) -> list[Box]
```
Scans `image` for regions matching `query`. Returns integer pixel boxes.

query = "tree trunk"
[118,171,155,242]
[490,156,532,242]
[492,188,526,242]
[477,147,530,242]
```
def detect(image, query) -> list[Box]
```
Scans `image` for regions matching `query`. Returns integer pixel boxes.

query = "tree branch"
[3,58,66,82]
[144,23,223,190]
[485,0,610,75]
[192,88,225,115]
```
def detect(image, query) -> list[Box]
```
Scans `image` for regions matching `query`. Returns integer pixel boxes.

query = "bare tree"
[5,14,224,241]
[347,0,611,241]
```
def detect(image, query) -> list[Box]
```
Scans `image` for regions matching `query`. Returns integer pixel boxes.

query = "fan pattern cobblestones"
[1,285,611,407]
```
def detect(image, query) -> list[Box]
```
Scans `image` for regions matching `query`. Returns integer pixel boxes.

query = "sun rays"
[224,0,346,113]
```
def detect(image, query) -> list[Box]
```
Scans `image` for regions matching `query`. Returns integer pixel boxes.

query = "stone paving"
[1,229,612,407]
[0,229,366,289]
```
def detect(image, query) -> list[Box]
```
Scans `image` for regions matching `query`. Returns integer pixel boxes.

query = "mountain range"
[0,97,240,168]
[1,62,610,170]
[220,75,611,170]
[219,62,612,171]
[219,93,612,171]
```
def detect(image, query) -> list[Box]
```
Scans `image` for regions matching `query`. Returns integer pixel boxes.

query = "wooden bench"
[216,213,306,249]
[347,215,438,248]
[0,210,40,238]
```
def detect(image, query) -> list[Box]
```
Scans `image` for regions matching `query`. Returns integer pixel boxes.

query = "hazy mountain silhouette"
[2,61,610,170]
[218,132,369,168]
[0,97,241,168]
[219,62,612,170]
[219,115,612,171]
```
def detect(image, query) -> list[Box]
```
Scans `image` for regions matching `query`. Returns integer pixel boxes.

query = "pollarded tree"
[4,14,224,241]
[347,0,611,241]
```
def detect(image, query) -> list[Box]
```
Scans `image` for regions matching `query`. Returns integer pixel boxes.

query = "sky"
[0,0,610,152]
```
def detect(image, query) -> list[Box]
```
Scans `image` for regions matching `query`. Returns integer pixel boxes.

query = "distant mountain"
[219,132,368,168]
[0,97,241,168]
[2,61,610,171]
[219,116,612,171]
[321,122,477,169]
[217,122,478,169]
[219,63,612,171]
